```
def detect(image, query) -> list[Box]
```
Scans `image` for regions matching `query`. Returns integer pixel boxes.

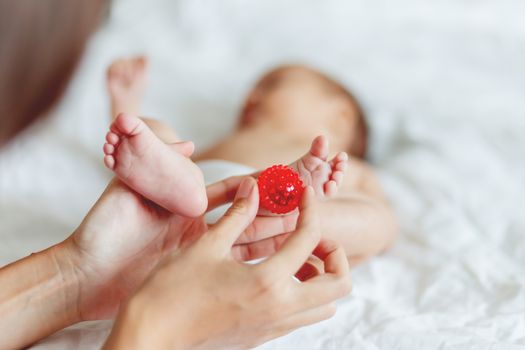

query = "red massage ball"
[257,165,305,214]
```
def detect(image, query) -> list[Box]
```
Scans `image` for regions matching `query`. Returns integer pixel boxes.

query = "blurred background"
[1,0,524,348]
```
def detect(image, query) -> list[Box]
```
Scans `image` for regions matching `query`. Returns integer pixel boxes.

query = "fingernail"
[235,177,255,200]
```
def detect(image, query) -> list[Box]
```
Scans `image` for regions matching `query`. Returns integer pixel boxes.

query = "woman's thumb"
[210,177,259,250]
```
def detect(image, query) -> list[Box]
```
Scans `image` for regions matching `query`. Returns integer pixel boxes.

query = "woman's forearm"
[319,194,398,265]
[0,240,81,350]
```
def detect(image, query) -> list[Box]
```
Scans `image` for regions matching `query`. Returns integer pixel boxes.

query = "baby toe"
[335,160,347,172]
[103,143,115,155]
[106,131,120,145]
[337,152,349,162]
[324,180,338,197]
[104,155,116,169]
[310,135,329,160]
[113,113,143,136]
[331,171,344,185]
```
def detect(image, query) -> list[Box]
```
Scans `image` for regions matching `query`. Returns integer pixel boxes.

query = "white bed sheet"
[1,0,524,348]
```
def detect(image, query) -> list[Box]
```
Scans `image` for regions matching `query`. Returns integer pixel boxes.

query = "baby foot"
[290,135,348,199]
[103,113,207,218]
[107,56,148,118]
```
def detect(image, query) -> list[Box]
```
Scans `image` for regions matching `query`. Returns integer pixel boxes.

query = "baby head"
[240,65,368,159]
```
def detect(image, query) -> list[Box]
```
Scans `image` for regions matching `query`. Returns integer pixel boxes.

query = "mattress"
[1,0,524,348]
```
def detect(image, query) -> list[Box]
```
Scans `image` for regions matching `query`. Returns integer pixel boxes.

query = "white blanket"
[1,0,524,348]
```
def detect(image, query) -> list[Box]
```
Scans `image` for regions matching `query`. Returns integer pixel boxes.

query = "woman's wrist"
[31,239,84,326]
[51,238,85,323]
[0,238,83,349]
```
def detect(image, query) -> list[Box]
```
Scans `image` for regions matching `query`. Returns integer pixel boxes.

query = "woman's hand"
[0,174,310,350]
[65,174,303,321]
[104,178,352,350]
[0,176,217,350]
[60,178,208,321]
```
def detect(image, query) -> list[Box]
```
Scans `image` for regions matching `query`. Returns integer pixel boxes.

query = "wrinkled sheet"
[1,0,524,348]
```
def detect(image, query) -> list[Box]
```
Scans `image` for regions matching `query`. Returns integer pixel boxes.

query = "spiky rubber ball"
[257,165,304,214]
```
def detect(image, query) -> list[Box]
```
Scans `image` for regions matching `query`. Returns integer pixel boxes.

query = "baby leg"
[103,113,206,217]
[106,56,182,146]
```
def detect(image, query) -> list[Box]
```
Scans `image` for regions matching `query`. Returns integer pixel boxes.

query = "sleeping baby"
[102,57,397,264]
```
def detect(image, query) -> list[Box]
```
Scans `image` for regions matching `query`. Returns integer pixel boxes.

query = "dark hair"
[0,0,107,144]
[334,83,368,159]
[311,70,369,159]
[258,65,369,159]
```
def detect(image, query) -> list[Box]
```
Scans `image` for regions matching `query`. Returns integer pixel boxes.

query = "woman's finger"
[311,239,350,276]
[295,256,324,281]
[208,177,259,251]
[205,169,263,212]
[292,240,351,308]
[292,272,351,312]
[258,187,321,276]
[205,175,245,212]
[231,232,291,261]
[235,212,299,244]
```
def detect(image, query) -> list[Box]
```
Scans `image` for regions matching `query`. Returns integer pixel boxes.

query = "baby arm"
[234,139,398,266]
[318,159,398,266]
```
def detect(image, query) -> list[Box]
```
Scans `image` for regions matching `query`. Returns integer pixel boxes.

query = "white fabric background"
[1,0,524,348]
